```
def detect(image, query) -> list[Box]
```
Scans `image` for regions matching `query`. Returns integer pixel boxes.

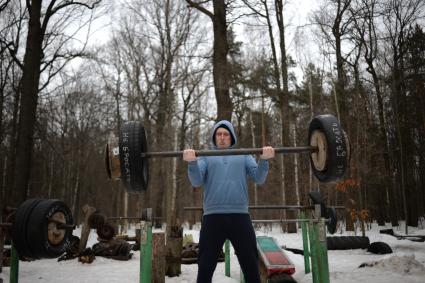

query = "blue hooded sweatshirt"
[187,120,270,215]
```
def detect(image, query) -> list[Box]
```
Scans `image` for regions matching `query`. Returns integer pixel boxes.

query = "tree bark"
[212,0,232,121]
[13,0,43,204]
[186,0,233,121]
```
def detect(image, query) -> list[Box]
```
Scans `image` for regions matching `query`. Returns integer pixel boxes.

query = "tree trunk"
[212,0,232,121]
[13,0,43,205]
[165,225,183,277]
[249,110,258,206]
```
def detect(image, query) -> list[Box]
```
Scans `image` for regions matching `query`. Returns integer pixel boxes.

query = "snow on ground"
[1,222,425,282]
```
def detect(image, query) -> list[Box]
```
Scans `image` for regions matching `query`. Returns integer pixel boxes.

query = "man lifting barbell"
[183,120,275,283]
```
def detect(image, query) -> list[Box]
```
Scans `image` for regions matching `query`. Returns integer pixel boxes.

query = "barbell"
[105,114,350,193]
[1,199,74,259]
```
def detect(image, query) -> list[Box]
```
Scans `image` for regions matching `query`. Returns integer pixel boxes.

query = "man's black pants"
[196,213,260,283]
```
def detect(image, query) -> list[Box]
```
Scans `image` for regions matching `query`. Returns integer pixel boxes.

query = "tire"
[333,237,346,250]
[326,237,336,250]
[88,211,107,229]
[327,236,370,250]
[367,241,392,254]
[326,207,337,235]
[308,114,348,182]
[97,223,116,240]
[359,236,370,249]
[119,121,149,193]
[12,199,43,258]
[26,199,74,259]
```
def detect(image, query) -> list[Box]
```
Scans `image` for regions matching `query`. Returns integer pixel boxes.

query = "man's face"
[215,127,232,149]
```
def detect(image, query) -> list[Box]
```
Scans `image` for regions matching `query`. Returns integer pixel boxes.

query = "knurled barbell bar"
[105,114,351,193]
[1,199,75,259]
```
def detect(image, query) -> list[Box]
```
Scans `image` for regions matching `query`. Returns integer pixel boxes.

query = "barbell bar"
[106,114,351,193]
[140,146,318,158]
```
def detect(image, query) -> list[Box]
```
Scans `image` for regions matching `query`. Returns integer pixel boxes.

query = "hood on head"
[211,120,237,149]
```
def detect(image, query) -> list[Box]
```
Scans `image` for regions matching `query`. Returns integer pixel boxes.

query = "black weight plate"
[308,191,326,217]
[119,121,149,193]
[26,199,73,259]
[97,223,116,240]
[308,114,348,182]
[88,211,107,229]
[326,207,337,235]
[12,199,43,258]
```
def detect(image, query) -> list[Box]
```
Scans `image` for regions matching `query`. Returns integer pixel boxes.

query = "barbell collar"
[141,146,318,158]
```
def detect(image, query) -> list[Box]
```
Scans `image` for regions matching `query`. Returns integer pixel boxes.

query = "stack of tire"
[12,199,73,259]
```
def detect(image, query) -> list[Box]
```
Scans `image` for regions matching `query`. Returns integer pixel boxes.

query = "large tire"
[119,121,149,193]
[88,211,107,229]
[326,207,337,234]
[26,199,73,259]
[308,114,348,182]
[367,242,392,254]
[12,199,43,258]
[327,236,370,250]
[97,223,116,240]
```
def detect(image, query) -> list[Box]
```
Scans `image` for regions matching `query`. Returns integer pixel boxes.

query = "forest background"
[0,0,424,233]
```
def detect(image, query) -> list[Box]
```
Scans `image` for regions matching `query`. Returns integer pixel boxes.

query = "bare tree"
[243,0,297,231]
[381,0,425,233]
[10,0,101,206]
[185,0,233,121]
[313,0,354,126]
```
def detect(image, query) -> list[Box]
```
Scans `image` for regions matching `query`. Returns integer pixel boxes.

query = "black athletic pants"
[196,213,260,283]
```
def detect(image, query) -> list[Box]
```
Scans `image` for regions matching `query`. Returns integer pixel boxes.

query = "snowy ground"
[1,222,425,283]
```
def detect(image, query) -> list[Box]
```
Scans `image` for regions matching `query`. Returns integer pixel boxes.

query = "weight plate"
[97,223,116,240]
[88,211,107,229]
[12,199,43,258]
[119,121,149,192]
[326,207,337,235]
[308,114,348,182]
[26,199,73,259]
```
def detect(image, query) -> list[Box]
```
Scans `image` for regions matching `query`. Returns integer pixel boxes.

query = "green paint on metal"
[10,244,19,283]
[256,236,281,252]
[301,211,311,274]
[308,222,319,283]
[225,239,230,277]
[140,222,152,283]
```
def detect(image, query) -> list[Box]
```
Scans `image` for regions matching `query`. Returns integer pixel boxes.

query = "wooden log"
[79,204,96,252]
[152,232,166,283]
[165,225,183,277]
